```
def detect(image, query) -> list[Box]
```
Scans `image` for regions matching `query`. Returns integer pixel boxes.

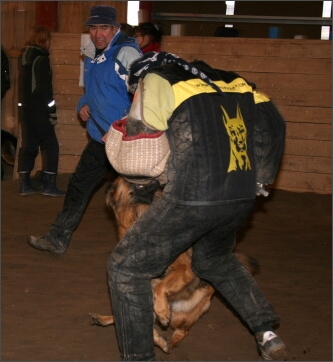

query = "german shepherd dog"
[89,176,258,353]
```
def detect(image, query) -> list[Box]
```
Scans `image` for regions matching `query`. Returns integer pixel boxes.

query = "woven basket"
[105,119,170,178]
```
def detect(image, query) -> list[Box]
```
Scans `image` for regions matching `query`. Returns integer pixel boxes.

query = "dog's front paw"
[154,306,171,327]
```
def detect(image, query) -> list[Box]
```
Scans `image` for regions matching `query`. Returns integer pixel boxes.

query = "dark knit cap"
[84,5,120,27]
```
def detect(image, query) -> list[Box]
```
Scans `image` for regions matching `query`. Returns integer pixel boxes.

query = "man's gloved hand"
[49,113,57,126]
[256,182,270,197]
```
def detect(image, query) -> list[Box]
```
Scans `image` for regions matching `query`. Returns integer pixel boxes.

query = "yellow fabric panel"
[253,90,271,104]
[172,77,255,108]
[141,72,270,131]
[142,73,174,131]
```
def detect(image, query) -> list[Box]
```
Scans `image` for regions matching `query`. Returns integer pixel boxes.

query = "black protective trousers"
[108,197,280,361]
[18,109,60,173]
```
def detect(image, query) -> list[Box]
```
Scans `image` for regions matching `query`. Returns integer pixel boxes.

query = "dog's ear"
[105,179,120,210]
[105,179,114,194]
[105,176,136,210]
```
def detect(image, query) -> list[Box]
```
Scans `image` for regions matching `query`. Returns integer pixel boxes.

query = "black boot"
[41,172,66,197]
[19,172,40,195]
[27,235,66,254]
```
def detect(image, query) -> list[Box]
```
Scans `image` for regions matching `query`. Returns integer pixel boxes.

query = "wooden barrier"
[3,34,331,194]
[161,36,332,194]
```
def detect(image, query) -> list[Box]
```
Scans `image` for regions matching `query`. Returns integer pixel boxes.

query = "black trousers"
[18,109,60,173]
[108,198,279,360]
[47,139,116,248]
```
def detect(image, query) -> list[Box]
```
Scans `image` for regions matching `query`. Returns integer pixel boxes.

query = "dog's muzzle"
[132,179,161,204]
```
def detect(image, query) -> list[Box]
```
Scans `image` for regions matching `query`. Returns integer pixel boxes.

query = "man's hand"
[79,105,90,122]
[101,134,107,143]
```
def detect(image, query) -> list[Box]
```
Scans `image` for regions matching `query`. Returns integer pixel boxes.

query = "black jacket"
[1,46,10,99]
[18,45,56,114]
[148,62,285,204]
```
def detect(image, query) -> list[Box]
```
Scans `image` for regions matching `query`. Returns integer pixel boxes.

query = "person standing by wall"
[27,5,142,254]
[17,26,65,196]
[1,45,15,181]
[120,23,135,37]
[134,22,162,53]
[1,45,11,100]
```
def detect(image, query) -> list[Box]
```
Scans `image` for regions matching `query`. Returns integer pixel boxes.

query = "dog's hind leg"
[168,285,215,349]
[89,313,114,327]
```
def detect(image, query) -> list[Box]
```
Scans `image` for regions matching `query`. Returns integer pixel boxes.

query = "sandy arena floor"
[1,172,332,361]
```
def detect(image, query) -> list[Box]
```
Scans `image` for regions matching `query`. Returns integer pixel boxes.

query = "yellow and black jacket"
[134,57,285,205]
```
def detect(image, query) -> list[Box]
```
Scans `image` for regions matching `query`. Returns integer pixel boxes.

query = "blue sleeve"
[77,93,88,112]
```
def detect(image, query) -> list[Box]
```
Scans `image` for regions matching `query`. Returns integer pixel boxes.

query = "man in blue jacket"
[27,5,142,254]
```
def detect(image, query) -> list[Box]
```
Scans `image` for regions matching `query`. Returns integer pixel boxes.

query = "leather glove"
[49,113,57,126]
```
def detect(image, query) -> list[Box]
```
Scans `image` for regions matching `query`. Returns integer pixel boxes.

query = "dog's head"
[106,176,162,212]
[105,176,131,212]
[106,176,163,239]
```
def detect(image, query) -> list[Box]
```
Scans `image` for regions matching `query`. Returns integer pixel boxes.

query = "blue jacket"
[78,31,142,142]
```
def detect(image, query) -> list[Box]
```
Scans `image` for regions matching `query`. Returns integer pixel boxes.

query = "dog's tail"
[235,252,260,275]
